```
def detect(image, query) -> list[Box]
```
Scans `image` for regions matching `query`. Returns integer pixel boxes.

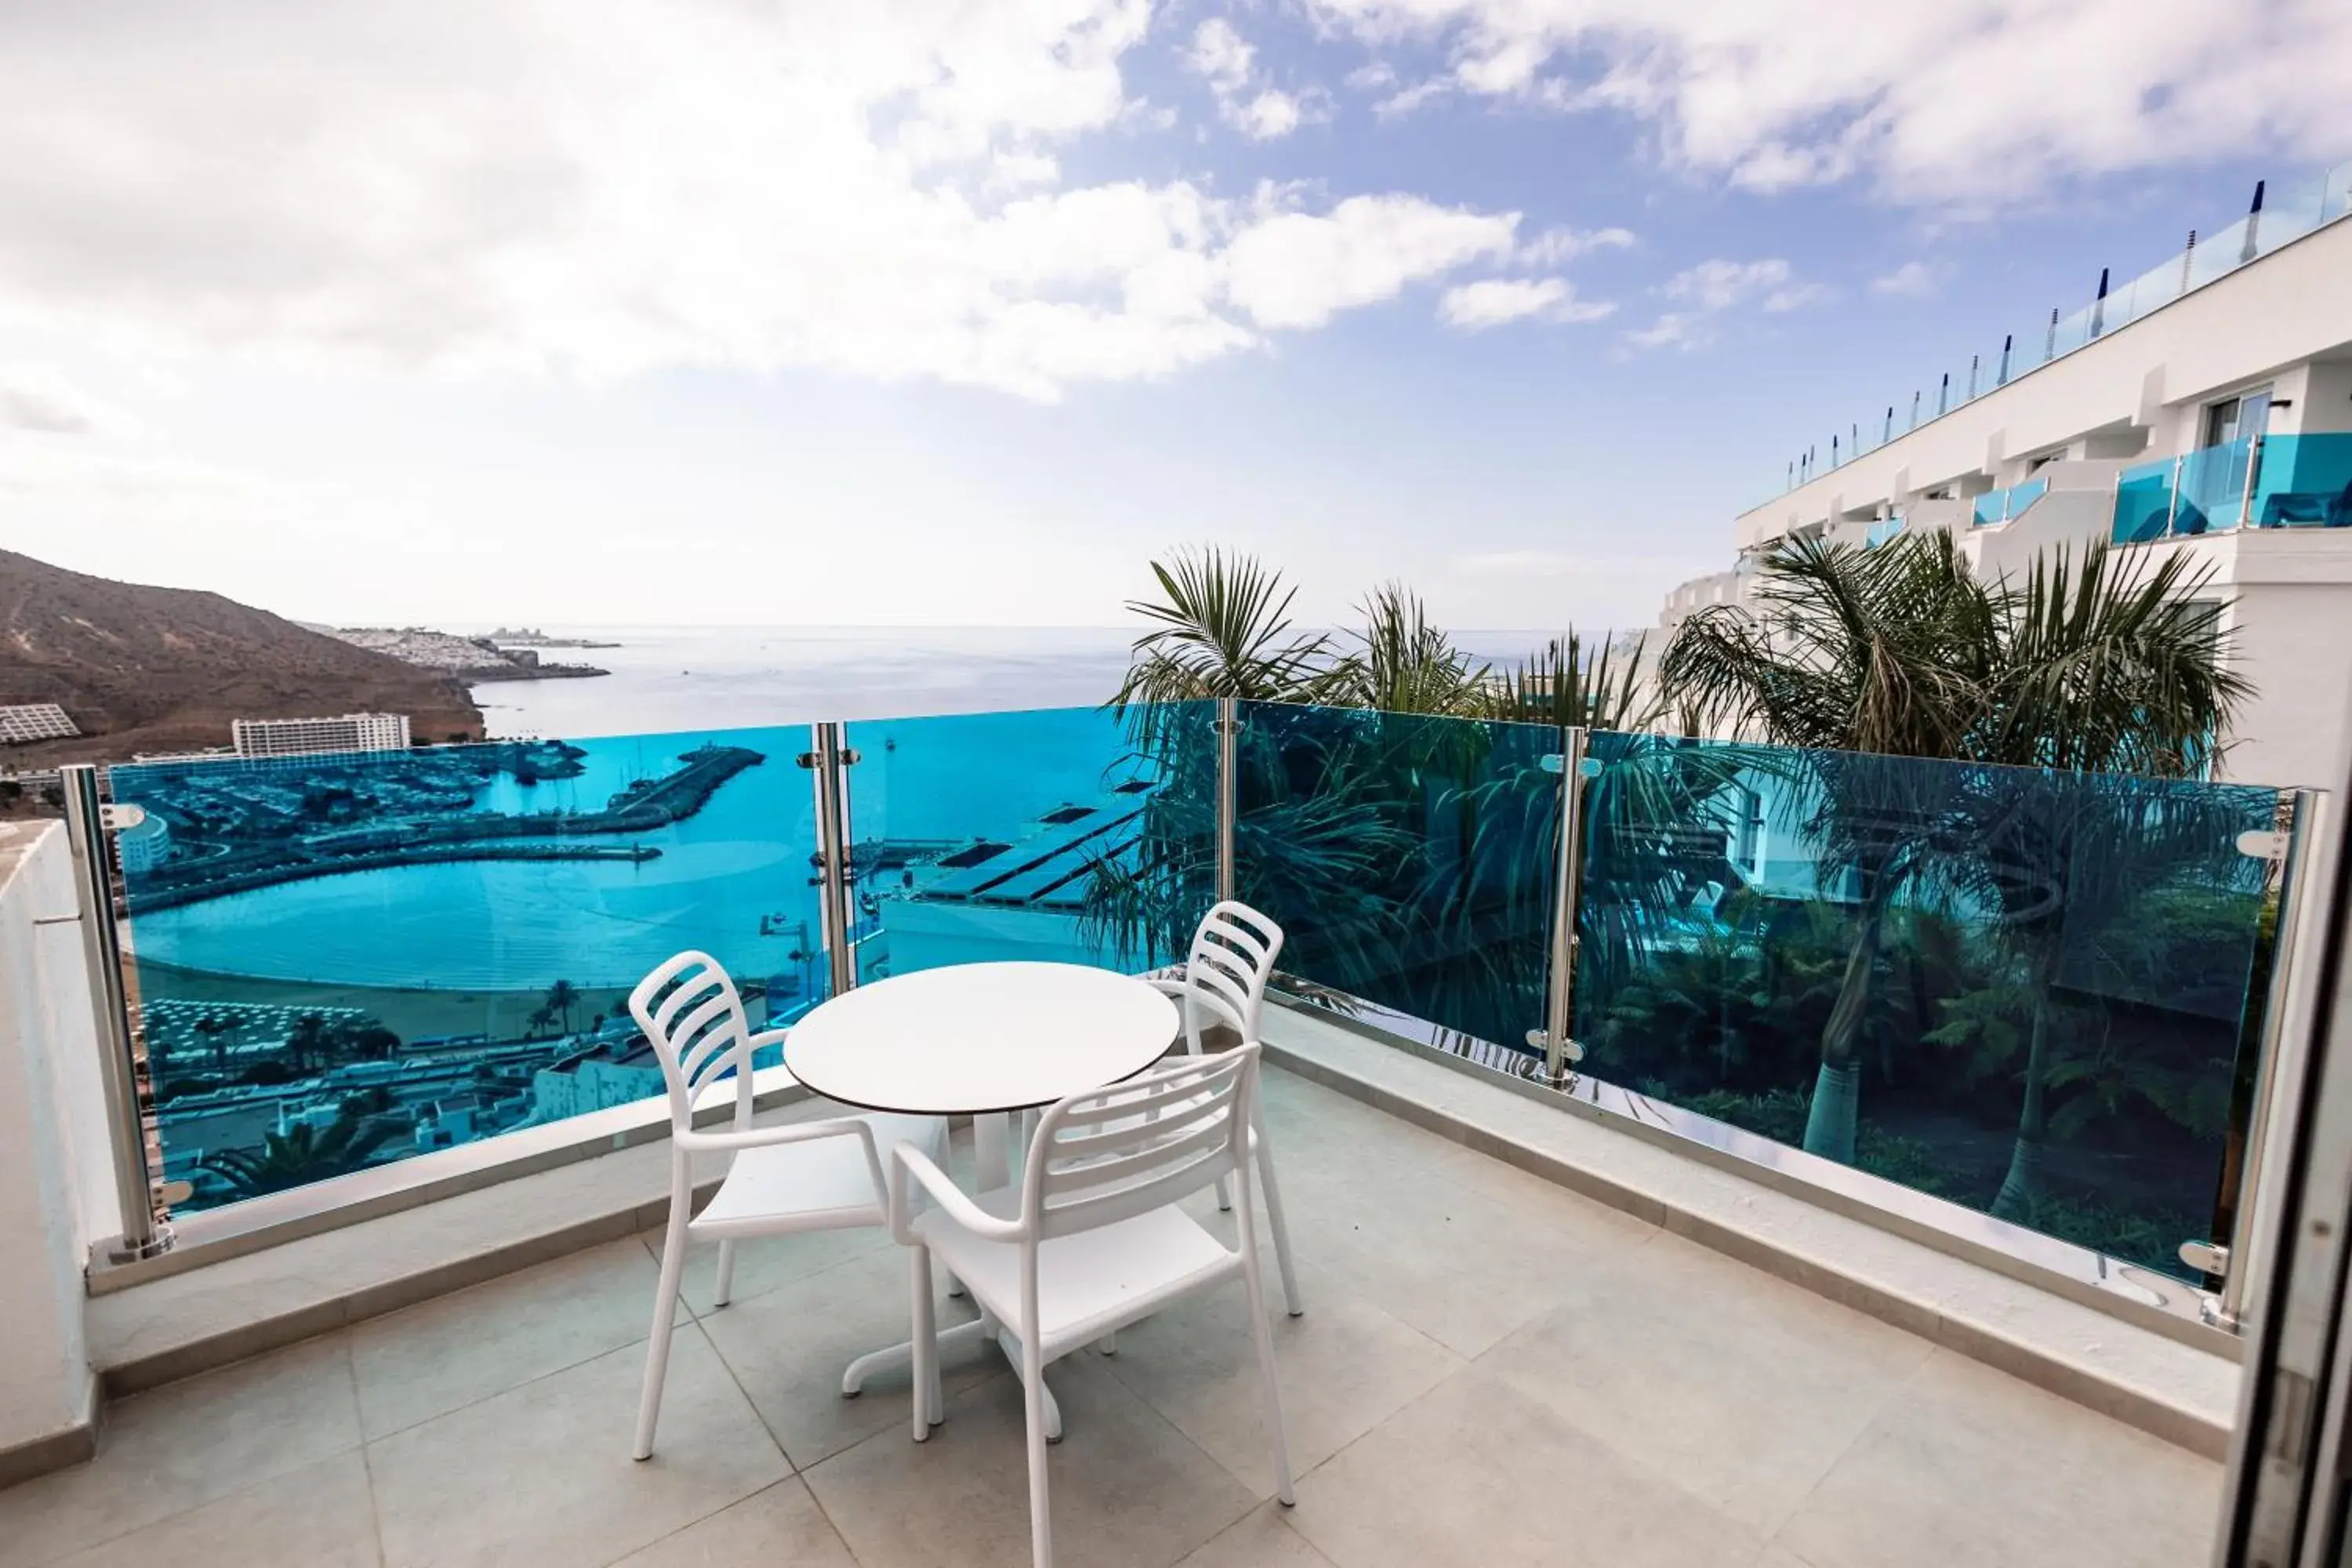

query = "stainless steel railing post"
[1215,698,1238,906]
[59,764,168,1261]
[808,723,858,999]
[1540,727,1590,1088]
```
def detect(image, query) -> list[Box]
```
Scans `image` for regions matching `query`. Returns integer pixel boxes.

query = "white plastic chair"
[629,950,943,1461]
[891,1044,1293,1568]
[1149,900,1302,1316]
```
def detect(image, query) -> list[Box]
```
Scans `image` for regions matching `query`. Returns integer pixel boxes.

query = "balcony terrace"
[0,1017,2227,1568]
[0,695,2296,1566]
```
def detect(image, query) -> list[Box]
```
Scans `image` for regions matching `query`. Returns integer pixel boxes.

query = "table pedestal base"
[840,1316,1063,1443]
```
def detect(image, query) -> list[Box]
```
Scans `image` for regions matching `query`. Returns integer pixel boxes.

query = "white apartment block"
[1662,165,2352,791]
[230,712,412,760]
[0,703,79,746]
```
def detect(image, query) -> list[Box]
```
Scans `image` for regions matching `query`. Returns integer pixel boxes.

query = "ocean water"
[121,705,1148,993]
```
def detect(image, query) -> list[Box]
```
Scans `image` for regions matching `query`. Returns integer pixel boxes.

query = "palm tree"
[543,979,581,1035]
[194,1012,234,1076]
[1110,546,1334,710]
[1661,532,2247,1168]
[201,1109,397,1199]
[285,1012,330,1077]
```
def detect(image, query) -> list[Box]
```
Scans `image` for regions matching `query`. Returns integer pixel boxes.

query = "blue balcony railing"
[1969,475,2049,528]
[2111,433,2352,543]
[102,703,2296,1285]
[1766,158,2352,506]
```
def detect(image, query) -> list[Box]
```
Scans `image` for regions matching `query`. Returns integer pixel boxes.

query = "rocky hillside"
[0,550,483,764]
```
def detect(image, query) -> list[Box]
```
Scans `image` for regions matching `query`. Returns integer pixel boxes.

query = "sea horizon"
[465,622,1581,742]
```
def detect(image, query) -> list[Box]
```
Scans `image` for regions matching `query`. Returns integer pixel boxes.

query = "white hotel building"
[1661,165,2352,792]
[229,712,412,760]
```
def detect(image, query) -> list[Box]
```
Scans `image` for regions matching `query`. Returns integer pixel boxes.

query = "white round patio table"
[786,961,1181,1439]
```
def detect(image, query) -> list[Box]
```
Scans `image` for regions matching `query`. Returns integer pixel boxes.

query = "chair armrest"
[889,1142,1022,1246]
[746,1026,792,1056]
[674,1116,868,1156]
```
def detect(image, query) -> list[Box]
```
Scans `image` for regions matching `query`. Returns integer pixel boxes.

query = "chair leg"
[1022,1337,1054,1568]
[1240,1239,1296,1506]
[633,1214,690,1460]
[1254,1122,1304,1316]
[1214,1173,1234,1213]
[713,1239,737,1309]
[909,1244,935,1442]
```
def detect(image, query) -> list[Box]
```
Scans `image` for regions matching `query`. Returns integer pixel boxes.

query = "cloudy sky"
[2,0,2347,632]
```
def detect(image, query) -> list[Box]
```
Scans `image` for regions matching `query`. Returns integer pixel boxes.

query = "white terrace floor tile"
[1477,1227,1936,1535]
[1097,1259,1464,1499]
[1175,1501,1342,1568]
[44,1453,378,1568]
[352,1234,677,1441]
[0,1332,360,1568]
[803,1353,1257,1568]
[365,1327,787,1568]
[1286,1365,1769,1568]
[694,1245,997,1469]
[608,1477,858,1568]
[1773,1348,2222,1568]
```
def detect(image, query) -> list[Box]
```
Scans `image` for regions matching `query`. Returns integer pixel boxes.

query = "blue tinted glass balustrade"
[1969,476,2049,528]
[1570,732,2279,1280]
[2113,456,2180,543]
[840,702,1213,980]
[107,695,2292,1282]
[2248,433,2352,529]
[1230,702,1559,1058]
[111,729,829,1210]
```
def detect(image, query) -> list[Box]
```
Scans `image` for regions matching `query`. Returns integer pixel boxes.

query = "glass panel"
[2327,159,2352,225]
[2187,216,2252,291]
[2176,437,2256,534]
[2114,456,2179,543]
[840,703,1212,980]
[2253,172,2329,258]
[2008,475,2049,517]
[1232,702,1558,1057]
[1970,491,2005,528]
[2249,433,2352,529]
[111,728,824,1210]
[1572,731,2278,1279]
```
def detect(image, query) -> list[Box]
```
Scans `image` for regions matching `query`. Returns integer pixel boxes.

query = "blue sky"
[0,0,2344,633]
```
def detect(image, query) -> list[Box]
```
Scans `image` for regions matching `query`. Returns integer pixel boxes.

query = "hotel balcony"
[0,700,2304,1566]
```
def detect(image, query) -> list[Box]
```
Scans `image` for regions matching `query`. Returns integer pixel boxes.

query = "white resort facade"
[230,711,412,760]
[1661,166,2352,792]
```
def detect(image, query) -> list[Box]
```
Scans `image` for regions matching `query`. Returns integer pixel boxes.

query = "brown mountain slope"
[0,549,483,764]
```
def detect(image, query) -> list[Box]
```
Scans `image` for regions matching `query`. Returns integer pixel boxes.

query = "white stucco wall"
[0,822,108,1455]
[1736,215,2352,549]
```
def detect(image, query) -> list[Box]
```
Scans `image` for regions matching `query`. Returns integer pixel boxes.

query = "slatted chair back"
[1178,902,1284,1050]
[1019,1045,1256,1242]
[629,949,758,1134]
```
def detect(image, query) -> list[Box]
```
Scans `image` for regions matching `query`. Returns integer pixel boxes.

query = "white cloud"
[1303,0,2352,206]
[1224,193,1519,329]
[1627,256,1820,349]
[0,364,133,436]
[0,2,1521,404]
[1185,17,1258,97]
[1439,276,1613,329]
[1663,257,1792,311]
[1184,17,1329,140]
[1871,260,1938,297]
[1516,225,1635,266]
